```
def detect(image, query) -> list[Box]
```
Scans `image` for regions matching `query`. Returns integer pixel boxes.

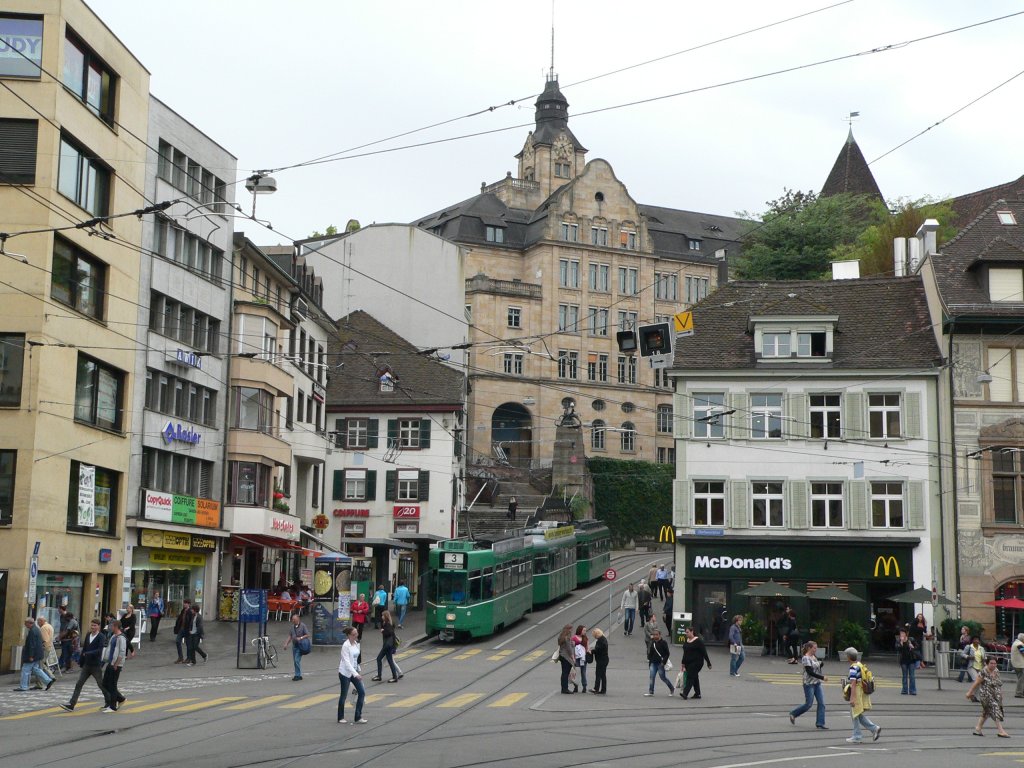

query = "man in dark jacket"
[645,629,674,696]
[15,617,55,691]
[57,606,79,672]
[185,605,207,665]
[174,599,192,663]
[60,618,107,711]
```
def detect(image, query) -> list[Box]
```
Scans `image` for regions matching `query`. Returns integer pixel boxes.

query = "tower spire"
[548,0,556,82]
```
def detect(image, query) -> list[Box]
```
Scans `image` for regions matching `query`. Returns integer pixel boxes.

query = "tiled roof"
[820,129,884,203]
[325,310,464,408]
[929,198,1024,316]
[946,175,1024,230]
[671,277,940,371]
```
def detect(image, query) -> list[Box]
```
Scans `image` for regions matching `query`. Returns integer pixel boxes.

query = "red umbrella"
[983,598,1024,609]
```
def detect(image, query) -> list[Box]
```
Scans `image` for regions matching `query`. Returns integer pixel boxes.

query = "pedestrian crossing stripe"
[280,693,336,708]
[489,693,527,707]
[120,698,195,713]
[488,650,514,661]
[421,648,455,660]
[454,649,481,660]
[168,697,246,712]
[0,706,64,720]
[224,694,293,710]
[388,693,440,708]
[397,648,422,656]
[749,673,900,688]
[438,693,484,708]
[523,650,546,661]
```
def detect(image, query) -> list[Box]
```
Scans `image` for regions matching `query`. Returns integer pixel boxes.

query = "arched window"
[591,420,606,450]
[621,422,636,452]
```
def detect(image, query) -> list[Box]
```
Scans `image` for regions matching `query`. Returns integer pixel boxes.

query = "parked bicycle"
[252,635,278,669]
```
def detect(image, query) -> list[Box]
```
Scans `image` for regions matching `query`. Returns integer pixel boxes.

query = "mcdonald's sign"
[873,555,901,578]
[659,525,676,544]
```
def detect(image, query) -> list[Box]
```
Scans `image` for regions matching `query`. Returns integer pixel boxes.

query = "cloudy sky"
[88,0,1024,243]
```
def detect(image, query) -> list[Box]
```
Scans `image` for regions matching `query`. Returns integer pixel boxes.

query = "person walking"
[173,599,192,664]
[620,584,638,637]
[1012,632,1024,699]
[351,593,370,641]
[957,625,973,683]
[680,626,712,700]
[844,647,881,743]
[662,589,674,631]
[591,628,609,694]
[35,616,56,687]
[121,603,137,658]
[372,610,400,683]
[59,619,107,712]
[788,641,827,729]
[100,620,127,712]
[507,496,518,522]
[647,566,660,599]
[557,624,575,694]
[645,629,674,697]
[147,591,164,642]
[283,612,310,681]
[337,626,367,724]
[185,605,207,665]
[372,585,389,629]
[643,613,659,657]
[728,614,745,677]
[965,636,986,688]
[637,580,653,625]
[56,607,79,673]
[896,629,918,695]
[14,617,54,692]
[967,656,1011,737]
[393,581,410,629]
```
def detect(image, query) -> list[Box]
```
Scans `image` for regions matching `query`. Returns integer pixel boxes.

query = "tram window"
[468,570,482,601]
[437,572,467,604]
[534,555,547,574]
[500,568,510,594]
[482,567,494,599]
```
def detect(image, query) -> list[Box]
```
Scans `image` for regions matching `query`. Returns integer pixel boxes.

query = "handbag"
[551,649,560,662]
[665,659,673,671]
[585,650,594,664]
[297,637,312,655]
[372,594,382,607]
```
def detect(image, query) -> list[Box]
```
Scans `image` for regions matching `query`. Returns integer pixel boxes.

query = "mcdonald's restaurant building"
[674,534,923,652]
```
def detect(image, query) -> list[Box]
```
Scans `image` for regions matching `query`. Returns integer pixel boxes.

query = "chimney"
[831,260,860,280]
[916,218,940,258]
[908,237,922,273]
[893,237,907,277]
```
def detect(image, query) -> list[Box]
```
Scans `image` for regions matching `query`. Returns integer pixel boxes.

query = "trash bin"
[923,636,935,663]
[935,640,949,678]
[671,612,692,645]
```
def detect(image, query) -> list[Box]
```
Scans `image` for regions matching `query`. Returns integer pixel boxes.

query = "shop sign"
[175,349,203,369]
[658,525,676,543]
[77,464,96,527]
[149,550,206,567]
[686,543,912,581]
[190,535,217,552]
[271,517,296,535]
[312,383,325,403]
[694,555,793,571]
[99,549,112,563]
[162,421,201,445]
[393,506,420,519]
[334,508,370,518]
[312,513,331,530]
[140,529,192,551]
[143,489,221,529]
[0,17,43,77]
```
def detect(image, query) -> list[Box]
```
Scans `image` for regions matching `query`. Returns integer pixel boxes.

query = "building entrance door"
[694,582,729,643]
[398,555,417,608]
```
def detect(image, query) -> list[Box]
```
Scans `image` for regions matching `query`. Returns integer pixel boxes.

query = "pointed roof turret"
[530,75,587,151]
[820,128,883,202]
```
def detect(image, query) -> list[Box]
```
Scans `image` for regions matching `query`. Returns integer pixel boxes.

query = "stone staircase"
[459,475,550,539]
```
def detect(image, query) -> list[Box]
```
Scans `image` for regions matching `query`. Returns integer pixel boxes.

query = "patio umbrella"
[885,586,956,606]
[737,580,805,598]
[808,584,865,657]
[983,598,1024,638]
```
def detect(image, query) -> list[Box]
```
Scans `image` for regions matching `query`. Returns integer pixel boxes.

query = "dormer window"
[751,318,837,362]
[763,332,790,357]
[990,268,1024,302]
[997,211,1017,225]
[797,332,827,357]
[485,226,505,243]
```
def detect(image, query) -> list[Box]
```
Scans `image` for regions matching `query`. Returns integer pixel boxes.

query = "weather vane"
[844,111,860,127]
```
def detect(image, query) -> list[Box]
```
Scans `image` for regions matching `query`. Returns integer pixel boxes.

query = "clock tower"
[516,74,587,199]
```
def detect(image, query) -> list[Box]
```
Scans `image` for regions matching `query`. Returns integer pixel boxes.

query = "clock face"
[553,135,571,158]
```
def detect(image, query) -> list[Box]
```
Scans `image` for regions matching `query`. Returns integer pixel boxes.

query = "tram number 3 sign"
[604,568,617,581]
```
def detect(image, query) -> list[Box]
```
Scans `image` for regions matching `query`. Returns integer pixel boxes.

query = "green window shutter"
[674,480,690,527]
[366,419,379,449]
[844,393,864,439]
[385,470,396,501]
[365,470,377,501]
[387,419,398,448]
[334,418,346,448]
[454,430,463,459]
[728,393,748,439]
[419,471,430,500]
[419,419,431,449]
[332,470,345,500]
[788,480,809,529]
[848,480,868,530]
[729,480,749,529]
[903,392,921,439]
[907,480,925,529]
[790,395,809,439]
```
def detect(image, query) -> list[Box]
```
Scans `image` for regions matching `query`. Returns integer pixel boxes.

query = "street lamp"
[245,172,277,218]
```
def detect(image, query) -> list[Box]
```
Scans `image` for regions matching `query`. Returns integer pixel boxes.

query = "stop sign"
[604,568,617,581]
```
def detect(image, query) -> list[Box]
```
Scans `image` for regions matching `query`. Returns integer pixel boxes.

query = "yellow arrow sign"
[673,311,693,336]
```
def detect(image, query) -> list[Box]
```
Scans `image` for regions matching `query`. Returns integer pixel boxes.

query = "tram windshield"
[436,571,468,605]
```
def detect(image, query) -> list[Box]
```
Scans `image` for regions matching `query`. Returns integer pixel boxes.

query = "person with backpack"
[371,585,389,629]
[844,646,881,743]
[896,629,918,695]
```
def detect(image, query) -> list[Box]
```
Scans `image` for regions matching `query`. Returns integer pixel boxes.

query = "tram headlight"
[446,613,456,622]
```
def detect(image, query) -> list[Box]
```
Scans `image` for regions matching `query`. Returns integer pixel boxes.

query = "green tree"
[309,224,339,239]
[831,197,958,277]
[735,190,887,281]
[588,457,672,544]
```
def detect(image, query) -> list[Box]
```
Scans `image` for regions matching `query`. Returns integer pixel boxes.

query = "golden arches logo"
[873,555,900,578]
[659,525,676,544]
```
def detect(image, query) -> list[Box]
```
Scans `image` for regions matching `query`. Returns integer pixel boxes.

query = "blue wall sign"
[163,421,202,445]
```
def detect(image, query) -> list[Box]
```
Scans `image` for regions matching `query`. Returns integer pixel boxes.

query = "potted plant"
[835,620,870,658]
[741,612,766,650]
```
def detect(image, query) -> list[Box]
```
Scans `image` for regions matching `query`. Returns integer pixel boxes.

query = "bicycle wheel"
[255,642,267,670]
[265,643,278,668]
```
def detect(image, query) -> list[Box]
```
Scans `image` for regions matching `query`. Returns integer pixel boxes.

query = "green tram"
[526,522,577,605]
[574,520,611,584]
[425,533,534,641]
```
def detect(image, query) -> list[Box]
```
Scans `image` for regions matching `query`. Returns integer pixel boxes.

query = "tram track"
[0,552,657,768]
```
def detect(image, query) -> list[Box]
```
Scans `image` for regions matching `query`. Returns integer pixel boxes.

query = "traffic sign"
[28,555,38,597]
[673,311,694,336]
[604,568,617,581]
[931,585,938,607]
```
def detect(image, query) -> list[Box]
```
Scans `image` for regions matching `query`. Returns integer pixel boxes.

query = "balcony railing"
[466,274,541,299]
[481,176,540,195]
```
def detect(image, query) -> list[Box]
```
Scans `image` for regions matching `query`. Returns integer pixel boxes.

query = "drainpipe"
[948,326,962,616]
[220,245,239,597]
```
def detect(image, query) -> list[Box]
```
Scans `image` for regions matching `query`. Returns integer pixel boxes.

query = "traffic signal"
[637,322,673,357]
[616,330,638,355]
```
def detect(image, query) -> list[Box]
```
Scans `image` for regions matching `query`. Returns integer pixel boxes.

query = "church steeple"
[820,127,883,203]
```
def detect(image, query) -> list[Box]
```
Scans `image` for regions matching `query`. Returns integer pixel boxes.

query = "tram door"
[398,556,417,608]
[695,582,729,643]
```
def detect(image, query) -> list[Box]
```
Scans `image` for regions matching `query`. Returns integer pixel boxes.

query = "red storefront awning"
[232,534,322,558]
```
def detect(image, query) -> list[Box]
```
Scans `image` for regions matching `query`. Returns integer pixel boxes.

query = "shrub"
[742,613,766,646]
[835,620,870,657]
[940,617,984,643]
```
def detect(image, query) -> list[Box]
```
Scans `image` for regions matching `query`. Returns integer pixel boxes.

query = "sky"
[86,0,1024,245]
